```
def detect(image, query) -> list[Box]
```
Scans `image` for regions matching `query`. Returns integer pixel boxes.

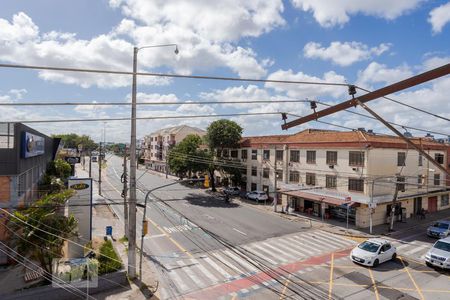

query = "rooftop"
[149,125,206,136]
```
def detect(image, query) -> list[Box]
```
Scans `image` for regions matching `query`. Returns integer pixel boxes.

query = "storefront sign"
[21,132,45,158]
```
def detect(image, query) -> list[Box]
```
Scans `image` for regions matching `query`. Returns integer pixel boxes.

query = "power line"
[0,62,349,87]
[356,86,450,123]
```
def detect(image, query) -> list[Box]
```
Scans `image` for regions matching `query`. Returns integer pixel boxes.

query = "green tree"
[40,159,72,194]
[206,120,243,191]
[52,134,97,151]
[168,134,209,178]
[9,190,78,276]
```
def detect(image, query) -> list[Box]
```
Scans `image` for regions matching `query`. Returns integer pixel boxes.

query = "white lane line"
[315,231,356,246]
[262,242,297,260]
[304,233,347,249]
[404,244,429,256]
[233,228,247,236]
[203,257,233,280]
[283,237,316,256]
[211,252,245,275]
[168,266,189,292]
[189,258,220,284]
[146,233,167,239]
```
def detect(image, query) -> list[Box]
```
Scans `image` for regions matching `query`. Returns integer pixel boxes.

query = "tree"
[52,133,97,151]
[206,120,243,191]
[168,134,209,178]
[40,159,72,194]
[9,190,78,276]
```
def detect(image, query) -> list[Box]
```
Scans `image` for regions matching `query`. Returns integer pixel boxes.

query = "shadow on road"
[184,193,240,208]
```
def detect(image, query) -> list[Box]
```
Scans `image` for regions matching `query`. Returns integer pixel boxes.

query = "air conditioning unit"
[352,167,359,171]
[329,165,334,169]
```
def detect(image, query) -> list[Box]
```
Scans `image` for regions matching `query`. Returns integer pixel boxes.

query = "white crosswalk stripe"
[203,256,233,280]
[176,260,206,289]
[211,252,245,275]
[189,258,220,283]
[167,265,189,292]
[271,239,307,259]
[284,237,317,256]
[223,250,258,273]
[314,231,356,247]
[244,244,279,265]
[262,242,298,260]
[404,244,429,256]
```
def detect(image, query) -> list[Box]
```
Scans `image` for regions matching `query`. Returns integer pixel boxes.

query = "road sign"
[65,156,80,164]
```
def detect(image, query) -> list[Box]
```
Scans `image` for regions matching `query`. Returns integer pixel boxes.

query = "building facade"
[143,125,206,173]
[0,123,60,264]
[234,129,449,229]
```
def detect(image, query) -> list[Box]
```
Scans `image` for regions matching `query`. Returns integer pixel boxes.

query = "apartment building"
[235,129,450,228]
[143,125,206,172]
[0,123,60,264]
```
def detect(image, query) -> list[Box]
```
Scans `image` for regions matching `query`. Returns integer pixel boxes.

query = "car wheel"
[391,253,397,261]
[372,259,379,268]
[426,262,433,268]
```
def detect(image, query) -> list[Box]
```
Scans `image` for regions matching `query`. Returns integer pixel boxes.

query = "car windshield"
[433,223,449,229]
[434,241,450,252]
[358,241,380,253]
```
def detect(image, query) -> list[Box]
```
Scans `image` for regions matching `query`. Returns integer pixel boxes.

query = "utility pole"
[128,46,138,279]
[89,151,92,178]
[389,176,400,232]
[273,148,278,212]
[122,150,129,238]
[98,142,102,196]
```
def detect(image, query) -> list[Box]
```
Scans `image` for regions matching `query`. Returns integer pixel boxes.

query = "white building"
[232,129,449,228]
[143,125,206,173]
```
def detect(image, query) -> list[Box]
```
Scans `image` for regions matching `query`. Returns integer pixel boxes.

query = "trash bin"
[106,226,112,236]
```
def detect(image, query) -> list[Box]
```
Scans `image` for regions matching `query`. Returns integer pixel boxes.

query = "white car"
[350,239,397,267]
[246,191,269,202]
[224,187,241,196]
[425,236,450,269]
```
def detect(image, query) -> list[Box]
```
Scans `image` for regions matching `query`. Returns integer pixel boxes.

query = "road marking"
[176,260,205,289]
[233,228,247,236]
[189,258,220,283]
[368,267,380,300]
[223,250,258,273]
[283,237,316,256]
[400,256,425,300]
[146,233,166,239]
[168,265,189,292]
[404,244,429,256]
[245,244,281,265]
[261,242,297,260]
[147,218,193,258]
[272,240,306,259]
[211,252,245,275]
[279,273,292,300]
[328,253,334,300]
[203,257,233,280]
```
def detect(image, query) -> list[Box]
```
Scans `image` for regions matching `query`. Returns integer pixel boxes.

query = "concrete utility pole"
[98,142,102,196]
[122,150,129,238]
[389,178,400,232]
[88,151,92,178]
[128,43,178,279]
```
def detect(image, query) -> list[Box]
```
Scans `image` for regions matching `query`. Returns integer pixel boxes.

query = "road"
[85,154,450,300]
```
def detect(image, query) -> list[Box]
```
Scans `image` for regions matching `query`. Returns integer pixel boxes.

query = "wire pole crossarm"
[281,63,450,130]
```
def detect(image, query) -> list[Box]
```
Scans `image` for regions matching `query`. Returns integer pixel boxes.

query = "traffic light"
[204,175,209,188]
[143,220,148,236]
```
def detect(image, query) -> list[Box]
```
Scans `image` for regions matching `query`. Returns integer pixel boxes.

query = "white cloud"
[265,69,347,98]
[200,84,271,108]
[303,41,391,66]
[291,0,423,27]
[0,12,38,42]
[428,2,450,34]
[422,55,450,71]
[356,62,413,88]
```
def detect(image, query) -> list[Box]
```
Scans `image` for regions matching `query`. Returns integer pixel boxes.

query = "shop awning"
[282,189,352,206]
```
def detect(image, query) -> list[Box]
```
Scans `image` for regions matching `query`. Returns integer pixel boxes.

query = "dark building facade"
[0,123,60,264]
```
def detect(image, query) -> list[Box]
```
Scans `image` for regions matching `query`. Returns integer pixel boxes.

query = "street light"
[128,43,178,279]
[137,178,203,284]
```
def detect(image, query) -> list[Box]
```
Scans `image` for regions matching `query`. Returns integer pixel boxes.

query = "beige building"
[233,129,449,229]
[143,125,206,173]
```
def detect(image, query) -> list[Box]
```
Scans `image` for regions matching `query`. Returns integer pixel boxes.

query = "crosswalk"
[392,239,433,262]
[158,229,357,298]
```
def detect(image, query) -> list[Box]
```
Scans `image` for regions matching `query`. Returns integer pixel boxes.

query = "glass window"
[397,152,406,166]
[434,174,441,186]
[263,150,270,160]
[326,151,338,165]
[276,150,284,161]
[418,153,423,166]
[222,149,229,158]
[230,150,238,158]
[397,176,405,192]
[348,178,364,192]
[251,149,257,160]
[276,169,283,181]
[306,151,316,164]
[263,168,270,178]
[251,183,257,191]
[358,241,380,253]
[418,175,423,188]
[441,194,449,207]
[251,166,257,176]
[241,149,248,159]
[289,171,299,183]
[290,150,300,163]
[306,173,315,185]
[349,151,365,167]
[435,153,444,164]
[326,175,337,189]
[434,241,450,252]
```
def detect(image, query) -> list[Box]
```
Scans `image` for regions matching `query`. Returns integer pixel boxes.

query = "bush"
[98,240,122,275]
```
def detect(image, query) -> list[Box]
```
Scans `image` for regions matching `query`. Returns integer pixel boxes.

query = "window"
[251,166,257,176]
[348,178,364,192]
[397,152,406,166]
[349,151,365,167]
[241,149,248,160]
[251,183,257,191]
[290,150,300,163]
[276,169,283,181]
[263,168,270,178]
[306,173,315,185]
[0,123,14,149]
[397,176,405,192]
[289,171,300,183]
[306,151,316,164]
[222,149,229,158]
[435,153,444,164]
[418,175,423,188]
[418,153,423,166]
[434,174,441,186]
[441,194,449,207]
[263,150,270,160]
[230,150,238,158]
[326,151,338,165]
[326,175,337,189]
[216,149,222,157]
[276,150,283,161]
[251,149,257,160]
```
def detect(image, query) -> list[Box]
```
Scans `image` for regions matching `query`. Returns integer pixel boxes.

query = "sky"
[0,0,449,142]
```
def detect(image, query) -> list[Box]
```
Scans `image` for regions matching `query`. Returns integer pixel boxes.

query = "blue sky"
[0,0,449,142]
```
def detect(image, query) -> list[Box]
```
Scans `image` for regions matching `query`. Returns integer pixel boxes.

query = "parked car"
[223,187,241,196]
[91,156,98,162]
[427,220,450,238]
[350,239,397,267]
[246,191,269,202]
[425,236,450,269]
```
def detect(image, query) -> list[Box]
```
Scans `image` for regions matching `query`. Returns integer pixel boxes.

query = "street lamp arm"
[137,44,178,52]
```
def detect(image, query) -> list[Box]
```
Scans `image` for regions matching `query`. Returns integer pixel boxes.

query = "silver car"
[246,191,269,202]
[425,236,450,269]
